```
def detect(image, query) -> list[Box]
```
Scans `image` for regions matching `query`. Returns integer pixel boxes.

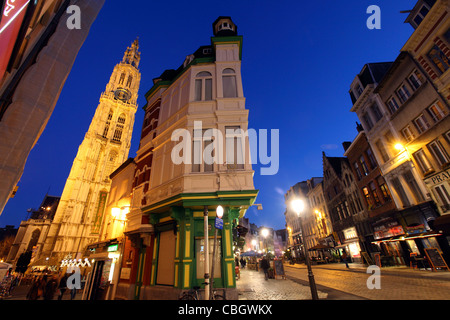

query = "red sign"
[0,0,31,79]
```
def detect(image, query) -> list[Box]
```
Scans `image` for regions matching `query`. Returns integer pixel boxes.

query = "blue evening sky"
[0,0,417,230]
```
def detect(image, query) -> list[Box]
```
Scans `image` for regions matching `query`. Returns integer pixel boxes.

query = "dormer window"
[218,22,234,31]
[412,4,431,28]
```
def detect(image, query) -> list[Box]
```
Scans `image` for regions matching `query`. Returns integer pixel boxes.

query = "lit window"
[427,101,447,123]
[413,114,430,134]
[434,185,450,212]
[427,140,450,167]
[369,182,381,206]
[413,149,434,175]
[427,45,450,75]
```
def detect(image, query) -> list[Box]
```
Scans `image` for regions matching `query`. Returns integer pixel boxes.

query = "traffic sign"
[215,217,223,230]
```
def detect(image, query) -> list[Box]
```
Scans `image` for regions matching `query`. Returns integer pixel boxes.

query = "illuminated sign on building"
[0,0,31,79]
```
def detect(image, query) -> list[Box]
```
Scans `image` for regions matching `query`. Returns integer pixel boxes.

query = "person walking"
[342,251,349,268]
[260,256,270,280]
[43,274,58,300]
[26,276,45,300]
[58,273,69,300]
[69,270,77,300]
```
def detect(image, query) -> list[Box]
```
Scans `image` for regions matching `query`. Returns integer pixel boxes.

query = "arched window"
[194,71,212,101]
[222,68,237,98]
[119,73,126,85]
[126,75,133,87]
[105,150,118,178]
[102,111,113,138]
[112,114,126,142]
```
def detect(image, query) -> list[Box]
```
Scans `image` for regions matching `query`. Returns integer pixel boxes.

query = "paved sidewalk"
[236,267,328,300]
[285,261,450,280]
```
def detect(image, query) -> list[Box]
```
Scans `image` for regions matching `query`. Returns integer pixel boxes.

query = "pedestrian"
[240,257,245,269]
[260,256,270,280]
[43,274,58,300]
[58,273,69,300]
[26,276,45,300]
[342,251,349,268]
[69,270,77,300]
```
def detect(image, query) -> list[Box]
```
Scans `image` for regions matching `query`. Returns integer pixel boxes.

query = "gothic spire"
[122,38,140,68]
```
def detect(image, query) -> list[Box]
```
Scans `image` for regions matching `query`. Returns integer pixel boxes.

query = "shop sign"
[425,169,450,186]
[107,244,119,252]
[405,224,426,235]
[373,219,404,240]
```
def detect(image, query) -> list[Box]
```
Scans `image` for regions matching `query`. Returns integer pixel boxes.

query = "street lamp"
[291,199,319,300]
[210,205,223,299]
[203,206,210,300]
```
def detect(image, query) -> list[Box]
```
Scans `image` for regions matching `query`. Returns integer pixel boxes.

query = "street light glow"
[291,199,305,216]
[216,205,224,219]
[261,228,269,238]
[394,143,405,151]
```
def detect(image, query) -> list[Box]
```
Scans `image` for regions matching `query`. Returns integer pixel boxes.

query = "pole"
[203,206,210,300]
[299,216,319,300]
[210,227,218,299]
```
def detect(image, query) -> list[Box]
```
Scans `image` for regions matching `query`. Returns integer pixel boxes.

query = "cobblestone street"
[236,267,328,300]
[285,262,450,300]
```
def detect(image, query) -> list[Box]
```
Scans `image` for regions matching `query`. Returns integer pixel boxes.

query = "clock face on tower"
[114,88,131,102]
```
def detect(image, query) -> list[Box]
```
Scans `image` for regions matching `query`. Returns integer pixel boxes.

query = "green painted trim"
[141,190,259,214]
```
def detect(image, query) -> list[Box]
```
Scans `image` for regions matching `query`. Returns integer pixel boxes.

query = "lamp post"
[203,206,210,300]
[291,199,319,300]
[210,205,223,299]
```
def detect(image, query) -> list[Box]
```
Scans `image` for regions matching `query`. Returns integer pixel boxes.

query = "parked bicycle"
[179,282,225,300]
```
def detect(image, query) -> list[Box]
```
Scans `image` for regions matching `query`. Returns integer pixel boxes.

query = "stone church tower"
[39,40,141,262]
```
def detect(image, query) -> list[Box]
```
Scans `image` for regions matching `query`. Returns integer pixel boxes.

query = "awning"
[403,231,443,240]
[308,244,333,251]
[433,215,450,233]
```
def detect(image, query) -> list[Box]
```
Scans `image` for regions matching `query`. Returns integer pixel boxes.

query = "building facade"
[402,0,450,242]
[38,40,141,265]
[6,195,60,269]
[118,17,258,300]
[0,0,104,216]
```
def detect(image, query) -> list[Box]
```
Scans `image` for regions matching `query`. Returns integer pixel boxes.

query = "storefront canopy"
[308,244,333,251]
[240,250,262,257]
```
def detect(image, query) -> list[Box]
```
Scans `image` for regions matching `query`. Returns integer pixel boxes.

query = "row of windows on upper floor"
[351,29,449,107]
[194,68,238,101]
[374,126,450,180]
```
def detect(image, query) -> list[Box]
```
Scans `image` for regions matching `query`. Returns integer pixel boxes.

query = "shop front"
[339,227,362,263]
[371,216,407,266]
[83,239,122,300]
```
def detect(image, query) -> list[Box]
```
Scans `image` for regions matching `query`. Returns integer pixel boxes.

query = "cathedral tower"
[40,40,141,262]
